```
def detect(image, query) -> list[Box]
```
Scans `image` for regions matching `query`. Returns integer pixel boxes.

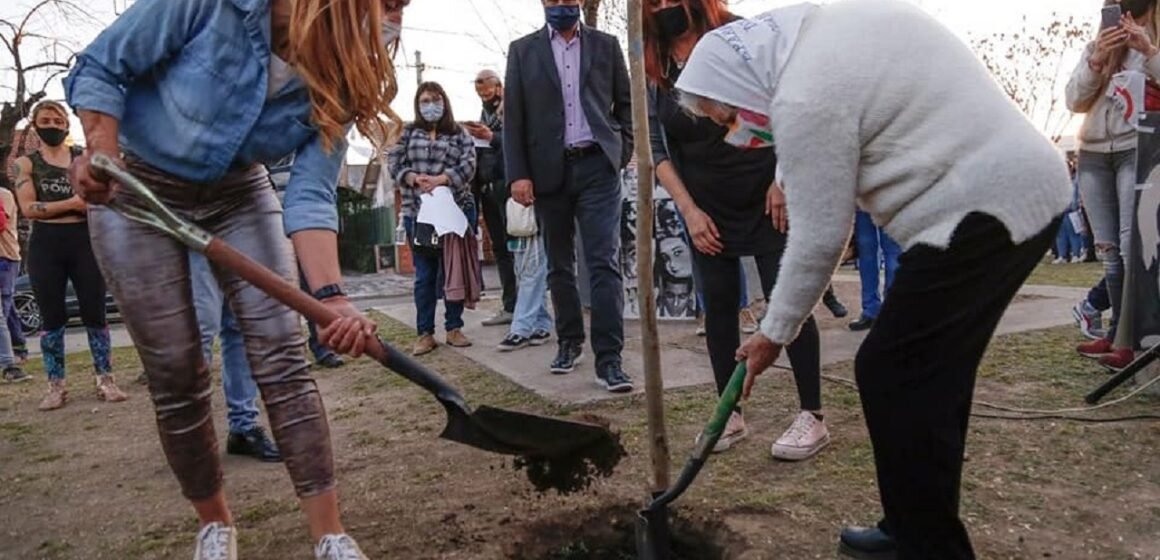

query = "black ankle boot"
[838,524,896,559]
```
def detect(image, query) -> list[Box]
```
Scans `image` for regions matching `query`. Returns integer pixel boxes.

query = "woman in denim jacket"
[64,0,409,558]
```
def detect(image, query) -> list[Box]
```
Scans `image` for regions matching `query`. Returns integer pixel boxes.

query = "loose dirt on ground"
[0,315,1157,559]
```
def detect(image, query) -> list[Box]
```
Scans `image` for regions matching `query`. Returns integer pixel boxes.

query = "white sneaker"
[193,523,237,560]
[316,534,369,560]
[771,411,830,461]
[695,411,749,453]
[1051,257,1066,265]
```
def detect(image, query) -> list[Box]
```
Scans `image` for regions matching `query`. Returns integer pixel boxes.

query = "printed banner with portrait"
[619,161,699,321]
[1131,113,1160,349]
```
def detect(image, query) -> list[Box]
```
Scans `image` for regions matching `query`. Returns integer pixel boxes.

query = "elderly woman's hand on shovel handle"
[735,332,784,399]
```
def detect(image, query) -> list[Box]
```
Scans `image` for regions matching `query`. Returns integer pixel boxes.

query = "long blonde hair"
[288,0,402,151]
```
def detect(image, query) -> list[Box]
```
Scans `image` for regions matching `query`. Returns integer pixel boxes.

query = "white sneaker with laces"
[193,522,236,560]
[695,411,749,453]
[316,534,369,560]
[771,411,830,461]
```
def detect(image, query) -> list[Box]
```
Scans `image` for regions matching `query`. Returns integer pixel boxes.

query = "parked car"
[12,275,119,336]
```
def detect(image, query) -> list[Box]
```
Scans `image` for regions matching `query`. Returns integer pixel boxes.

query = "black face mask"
[36,127,67,147]
[654,5,690,42]
[1121,0,1155,19]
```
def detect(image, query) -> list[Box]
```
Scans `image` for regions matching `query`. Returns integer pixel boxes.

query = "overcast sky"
[1,0,1102,139]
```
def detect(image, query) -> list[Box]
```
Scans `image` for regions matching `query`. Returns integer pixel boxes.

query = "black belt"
[564,144,601,160]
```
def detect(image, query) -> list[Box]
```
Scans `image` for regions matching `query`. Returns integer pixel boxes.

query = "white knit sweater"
[760,0,1072,345]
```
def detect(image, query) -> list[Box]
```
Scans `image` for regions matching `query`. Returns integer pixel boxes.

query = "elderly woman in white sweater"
[675,2,1070,559]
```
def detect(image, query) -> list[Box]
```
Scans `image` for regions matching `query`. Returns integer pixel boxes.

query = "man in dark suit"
[504,0,634,393]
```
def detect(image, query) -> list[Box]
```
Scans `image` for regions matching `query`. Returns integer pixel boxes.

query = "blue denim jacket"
[63,0,345,235]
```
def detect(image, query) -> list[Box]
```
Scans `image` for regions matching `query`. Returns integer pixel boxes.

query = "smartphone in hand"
[1102,4,1123,30]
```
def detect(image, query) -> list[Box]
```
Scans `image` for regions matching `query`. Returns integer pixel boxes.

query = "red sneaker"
[1077,338,1113,359]
[1099,348,1135,371]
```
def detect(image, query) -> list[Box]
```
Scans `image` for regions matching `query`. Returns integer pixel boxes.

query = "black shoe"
[549,340,584,374]
[496,333,530,352]
[823,295,849,318]
[2,367,29,383]
[849,316,876,332]
[596,362,634,393]
[528,330,552,346]
[227,427,282,462]
[316,353,345,369]
[838,525,896,559]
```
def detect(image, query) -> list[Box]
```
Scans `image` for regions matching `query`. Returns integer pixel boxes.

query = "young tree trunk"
[626,0,671,494]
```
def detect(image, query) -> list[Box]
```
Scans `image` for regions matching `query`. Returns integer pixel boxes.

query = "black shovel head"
[438,402,618,458]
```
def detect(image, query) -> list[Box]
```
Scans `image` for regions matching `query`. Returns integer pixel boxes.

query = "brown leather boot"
[96,374,128,402]
[445,329,472,348]
[38,380,68,411]
[412,334,437,356]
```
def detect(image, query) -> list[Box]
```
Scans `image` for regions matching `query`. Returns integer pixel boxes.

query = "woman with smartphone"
[1066,0,1160,370]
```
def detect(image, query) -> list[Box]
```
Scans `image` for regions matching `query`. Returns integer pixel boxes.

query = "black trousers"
[855,213,1058,559]
[27,222,107,330]
[475,181,517,313]
[535,151,624,368]
[694,246,821,411]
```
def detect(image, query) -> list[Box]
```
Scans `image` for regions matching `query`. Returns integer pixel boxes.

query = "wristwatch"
[312,284,346,301]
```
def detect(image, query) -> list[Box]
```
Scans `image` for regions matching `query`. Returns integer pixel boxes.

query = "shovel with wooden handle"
[90,153,618,460]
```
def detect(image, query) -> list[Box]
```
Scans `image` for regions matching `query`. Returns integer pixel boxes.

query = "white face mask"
[382,21,402,46]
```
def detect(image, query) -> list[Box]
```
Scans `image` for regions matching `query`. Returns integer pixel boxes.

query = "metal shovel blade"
[467,405,620,458]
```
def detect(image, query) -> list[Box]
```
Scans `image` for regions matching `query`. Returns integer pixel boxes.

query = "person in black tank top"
[11,101,120,410]
[643,0,828,460]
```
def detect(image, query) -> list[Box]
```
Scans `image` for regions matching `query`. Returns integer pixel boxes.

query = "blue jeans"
[0,259,16,369]
[0,258,25,357]
[404,217,466,336]
[1054,214,1086,260]
[509,236,553,337]
[855,210,902,320]
[189,252,260,434]
[1078,149,1136,341]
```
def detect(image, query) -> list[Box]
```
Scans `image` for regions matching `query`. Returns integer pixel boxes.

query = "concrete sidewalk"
[374,278,1090,405]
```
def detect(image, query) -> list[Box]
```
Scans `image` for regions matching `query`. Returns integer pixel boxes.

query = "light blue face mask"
[419,101,444,122]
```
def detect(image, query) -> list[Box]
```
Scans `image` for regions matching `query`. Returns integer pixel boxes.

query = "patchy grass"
[1025,260,1104,288]
[0,313,1156,559]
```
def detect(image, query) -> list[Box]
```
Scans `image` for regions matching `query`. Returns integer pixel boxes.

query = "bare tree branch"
[22,60,69,74]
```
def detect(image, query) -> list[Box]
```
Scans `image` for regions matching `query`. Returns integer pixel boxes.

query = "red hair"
[643,0,732,88]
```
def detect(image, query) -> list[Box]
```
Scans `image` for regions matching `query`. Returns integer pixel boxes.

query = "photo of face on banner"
[1132,113,1160,348]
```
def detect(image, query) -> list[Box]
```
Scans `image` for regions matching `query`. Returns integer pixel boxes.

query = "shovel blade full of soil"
[89,153,621,465]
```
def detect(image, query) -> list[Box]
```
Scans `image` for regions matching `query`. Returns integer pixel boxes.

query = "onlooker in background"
[1054,160,1089,264]
[0,186,29,382]
[1074,277,1111,340]
[1066,0,1160,370]
[0,185,28,364]
[645,0,827,458]
[268,157,345,370]
[189,253,281,462]
[190,257,284,460]
[390,82,477,356]
[850,209,901,331]
[12,100,123,410]
[505,0,635,392]
[497,231,554,351]
[466,69,517,328]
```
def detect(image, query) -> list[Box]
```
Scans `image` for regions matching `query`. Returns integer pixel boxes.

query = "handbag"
[412,221,442,250]
[506,198,538,237]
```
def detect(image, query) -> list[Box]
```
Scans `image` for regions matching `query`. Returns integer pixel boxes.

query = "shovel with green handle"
[636,362,747,559]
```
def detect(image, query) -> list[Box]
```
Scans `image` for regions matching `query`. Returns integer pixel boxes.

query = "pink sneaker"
[771,411,830,461]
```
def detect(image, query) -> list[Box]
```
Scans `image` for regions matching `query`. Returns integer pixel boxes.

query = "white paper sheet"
[416,186,468,237]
